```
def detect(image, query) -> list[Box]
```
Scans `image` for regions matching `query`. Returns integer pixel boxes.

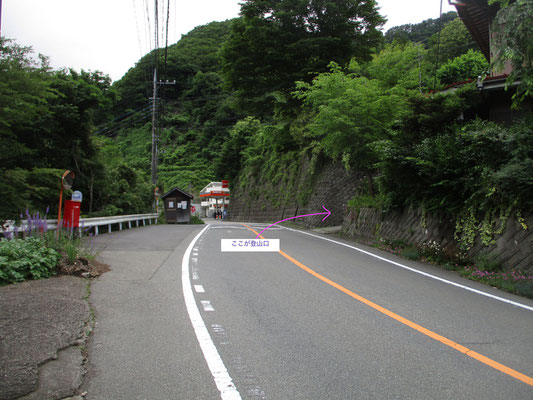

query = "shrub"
[437,49,489,85]
[190,215,205,224]
[419,240,448,264]
[401,246,420,260]
[460,266,533,299]
[63,240,79,264]
[514,281,533,299]
[0,237,60,284]
[476,253,502,272]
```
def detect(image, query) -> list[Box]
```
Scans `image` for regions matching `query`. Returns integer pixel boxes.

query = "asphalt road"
[85,221,533,399]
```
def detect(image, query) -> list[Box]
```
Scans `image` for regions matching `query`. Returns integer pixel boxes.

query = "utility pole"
[151,67,158,185]
[151,0,160,186]
[150,69,176,186]
[149,0,176,188]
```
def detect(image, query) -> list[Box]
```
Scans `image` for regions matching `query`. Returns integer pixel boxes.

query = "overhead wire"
[432,0,444,90]
[164,0,170,81]
[132,0,144,58]
[98,103,153,125]
[97,111,153,137]
[154,0,159,57]
[94,105,154,136]
[143,0,153,52]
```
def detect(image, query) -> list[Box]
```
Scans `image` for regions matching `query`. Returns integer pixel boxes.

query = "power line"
[143,0,152,52]
[433,0,444,90]
[94,104,153,133]
[154,0,159,56]
[132,0,144,58]
[151,0,160,186]
[97,112,153,138]
[164,0,170,80]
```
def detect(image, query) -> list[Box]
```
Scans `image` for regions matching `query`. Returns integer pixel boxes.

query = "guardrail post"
[136,220,139,227]
[128,221,131,229]
[95,226,99,236]
[119,222,122,231]
[108,224,112,233]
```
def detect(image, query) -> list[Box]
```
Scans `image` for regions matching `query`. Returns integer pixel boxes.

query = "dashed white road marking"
[194,285,206,293]
[182,225,242,400]
[201,300,215,311]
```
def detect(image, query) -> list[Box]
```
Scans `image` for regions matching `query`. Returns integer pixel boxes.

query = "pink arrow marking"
[255,205,331,238]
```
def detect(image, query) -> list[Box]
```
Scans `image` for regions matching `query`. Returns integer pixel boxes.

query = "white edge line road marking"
[281,226,533,312]
[182,224,243,400]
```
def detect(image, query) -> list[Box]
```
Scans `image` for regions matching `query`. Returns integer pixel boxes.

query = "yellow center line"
[242,224,533,388]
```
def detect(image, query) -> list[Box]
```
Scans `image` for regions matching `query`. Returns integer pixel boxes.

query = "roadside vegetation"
[0,211,102,285]
[368,238,533,299]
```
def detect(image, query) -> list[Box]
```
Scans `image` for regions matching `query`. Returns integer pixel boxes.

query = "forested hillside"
[1,0,531,227]
[98,20,242,199]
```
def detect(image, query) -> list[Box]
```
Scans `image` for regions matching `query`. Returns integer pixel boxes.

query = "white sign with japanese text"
[221,239,280,252]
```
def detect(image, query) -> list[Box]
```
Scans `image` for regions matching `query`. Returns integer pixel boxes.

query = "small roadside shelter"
[161,187,194,224]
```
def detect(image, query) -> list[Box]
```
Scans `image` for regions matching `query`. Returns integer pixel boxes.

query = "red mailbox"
[63,200,81,228]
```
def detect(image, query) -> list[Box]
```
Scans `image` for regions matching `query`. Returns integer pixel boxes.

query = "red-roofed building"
[200,181,230,218]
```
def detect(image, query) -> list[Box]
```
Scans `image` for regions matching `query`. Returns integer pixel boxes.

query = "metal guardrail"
[2,213,159,236]
[79,213,159,235]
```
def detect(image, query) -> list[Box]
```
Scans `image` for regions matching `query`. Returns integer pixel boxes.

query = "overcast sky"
[2,0,456,82]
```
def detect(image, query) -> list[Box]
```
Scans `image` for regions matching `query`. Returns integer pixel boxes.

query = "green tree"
[374,85,486,212]
[427,18,479,65]
[384,11,457,45]
[437,49,489,85]
[0,38,118,218]
[215,117,262,182]
[364,41,431,91]
[294,62,408,194]
[490,0,533,105]
[221,0,385,116]
[0,38,53,170]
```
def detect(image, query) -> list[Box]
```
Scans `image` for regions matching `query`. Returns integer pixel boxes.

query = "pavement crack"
[148,250,174,280]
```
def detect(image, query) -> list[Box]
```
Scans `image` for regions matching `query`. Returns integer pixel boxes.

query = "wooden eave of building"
[161,187,194,200]
[451,0,500,61]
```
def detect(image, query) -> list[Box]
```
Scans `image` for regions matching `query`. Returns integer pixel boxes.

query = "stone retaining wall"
[229,158,361,228]
[341,207,532,271]
[229,158,532,271]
